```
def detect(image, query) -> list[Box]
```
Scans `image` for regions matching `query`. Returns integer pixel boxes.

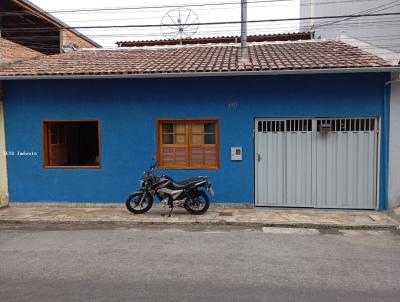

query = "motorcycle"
[125,162,215,216]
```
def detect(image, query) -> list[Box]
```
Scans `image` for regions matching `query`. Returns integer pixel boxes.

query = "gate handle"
[257,153,262,162]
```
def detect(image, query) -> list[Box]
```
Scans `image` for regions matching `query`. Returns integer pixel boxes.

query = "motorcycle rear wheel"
[125,192,153,214]
[184,191,210,215]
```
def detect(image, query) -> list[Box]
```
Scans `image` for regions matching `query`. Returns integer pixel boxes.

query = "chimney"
[240,0,249,63]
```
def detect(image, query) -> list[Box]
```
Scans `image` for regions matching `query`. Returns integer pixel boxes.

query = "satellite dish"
[161,8,199,40]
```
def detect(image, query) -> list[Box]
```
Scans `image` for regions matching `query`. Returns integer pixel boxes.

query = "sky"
[29,0,300,47]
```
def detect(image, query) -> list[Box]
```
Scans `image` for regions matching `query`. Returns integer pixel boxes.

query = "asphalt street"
[0,224,399,302]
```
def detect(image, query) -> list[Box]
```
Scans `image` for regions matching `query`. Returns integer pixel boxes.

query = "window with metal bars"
[317,118,376,132]
[257,119,312,132]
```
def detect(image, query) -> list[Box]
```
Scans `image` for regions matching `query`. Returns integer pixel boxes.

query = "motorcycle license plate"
[208,187,215,196]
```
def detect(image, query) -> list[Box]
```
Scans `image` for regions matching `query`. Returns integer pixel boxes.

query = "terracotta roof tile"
[0,40,395,77]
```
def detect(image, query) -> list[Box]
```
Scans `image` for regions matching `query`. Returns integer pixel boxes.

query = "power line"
[5,32,400,51]
[1,1,399,50]
[3,17,400,42]
[3,11,400,32]
[0,0,397,50]
[5,21,400,40]
[0,0,388,18]
[32,0,396,14]
[311,0,400,29]
[2,0,380,25]
[3,13,399,34]
[0,0,294,16]
[0,0,354,24]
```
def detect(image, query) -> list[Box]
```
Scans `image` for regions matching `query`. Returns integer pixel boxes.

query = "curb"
[0,219,397,230]
[8,202,254,209]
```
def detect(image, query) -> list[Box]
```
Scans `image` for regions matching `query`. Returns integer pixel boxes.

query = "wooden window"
[42,120,101,168]
[157,119,219,169]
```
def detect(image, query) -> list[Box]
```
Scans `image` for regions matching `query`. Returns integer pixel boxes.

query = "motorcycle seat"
[172,176,208,189]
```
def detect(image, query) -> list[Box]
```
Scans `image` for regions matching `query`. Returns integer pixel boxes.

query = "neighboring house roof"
[339,34,400,66]
[12,0,101,48]
[0,41,397,79]
[116,32,313,47]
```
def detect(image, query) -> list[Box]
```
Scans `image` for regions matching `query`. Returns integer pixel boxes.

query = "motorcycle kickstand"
[167,205,175,217]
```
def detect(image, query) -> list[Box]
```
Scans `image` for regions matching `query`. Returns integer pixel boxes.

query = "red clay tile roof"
[116,32,313,47]
[0,41,395,78]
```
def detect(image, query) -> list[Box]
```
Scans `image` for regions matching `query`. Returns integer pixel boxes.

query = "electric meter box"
[231,147,242,161]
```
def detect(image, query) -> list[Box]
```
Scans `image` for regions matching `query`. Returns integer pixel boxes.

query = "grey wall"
[300,0,400,54]
[389,75,400,208]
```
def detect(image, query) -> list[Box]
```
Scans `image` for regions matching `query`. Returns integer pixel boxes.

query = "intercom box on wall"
[231,147,242,161]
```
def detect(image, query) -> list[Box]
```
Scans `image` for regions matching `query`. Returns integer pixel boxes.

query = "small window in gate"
[267,121,285,132]
[257,120,286,133]
[286,119,312,132]
[317,118,377,132]
[258,119,312,133]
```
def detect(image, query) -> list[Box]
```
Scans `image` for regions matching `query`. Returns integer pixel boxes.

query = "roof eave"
[1,66,399,80]
[13,0,102,48]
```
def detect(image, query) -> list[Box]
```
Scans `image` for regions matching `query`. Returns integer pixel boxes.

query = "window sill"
[43,165,101,169]
[157,166,219,170]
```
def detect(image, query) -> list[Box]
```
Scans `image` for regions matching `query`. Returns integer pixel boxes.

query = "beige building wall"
[0,38,44,65]
[60,29,98,49]
[0,84,8,206]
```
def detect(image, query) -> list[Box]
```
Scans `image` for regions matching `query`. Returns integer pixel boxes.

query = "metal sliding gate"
[255,118,379,209]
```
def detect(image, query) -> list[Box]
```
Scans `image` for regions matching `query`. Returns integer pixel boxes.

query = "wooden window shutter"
[190,121,218,168]
[159,122,189,168]
[158,119,219,169]
[159,146,189,167]
[190,146,218,168]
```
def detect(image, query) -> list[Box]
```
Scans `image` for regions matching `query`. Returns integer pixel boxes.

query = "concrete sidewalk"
[0,203,399,228]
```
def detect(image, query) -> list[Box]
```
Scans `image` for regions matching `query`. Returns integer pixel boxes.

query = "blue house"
[0,40,399,209]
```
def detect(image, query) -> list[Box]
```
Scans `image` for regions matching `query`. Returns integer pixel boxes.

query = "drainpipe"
[240,0,249,61]
[383,75,400,210]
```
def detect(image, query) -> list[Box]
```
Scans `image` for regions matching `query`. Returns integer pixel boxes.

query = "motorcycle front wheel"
[184,191,210,215]
[125,192,153,214]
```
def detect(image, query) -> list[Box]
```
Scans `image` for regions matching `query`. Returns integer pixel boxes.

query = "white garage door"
[255,118,379,209]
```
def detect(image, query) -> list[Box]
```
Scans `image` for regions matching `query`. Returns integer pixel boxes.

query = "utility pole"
[240,0,248,61]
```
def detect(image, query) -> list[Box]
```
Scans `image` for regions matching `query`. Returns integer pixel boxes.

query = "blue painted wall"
[3,73,389,207]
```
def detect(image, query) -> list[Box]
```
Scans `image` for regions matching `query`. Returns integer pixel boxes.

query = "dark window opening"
[43,120,100,168]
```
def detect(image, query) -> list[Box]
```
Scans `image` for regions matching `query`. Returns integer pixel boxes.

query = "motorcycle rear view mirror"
[150,157,157,169]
